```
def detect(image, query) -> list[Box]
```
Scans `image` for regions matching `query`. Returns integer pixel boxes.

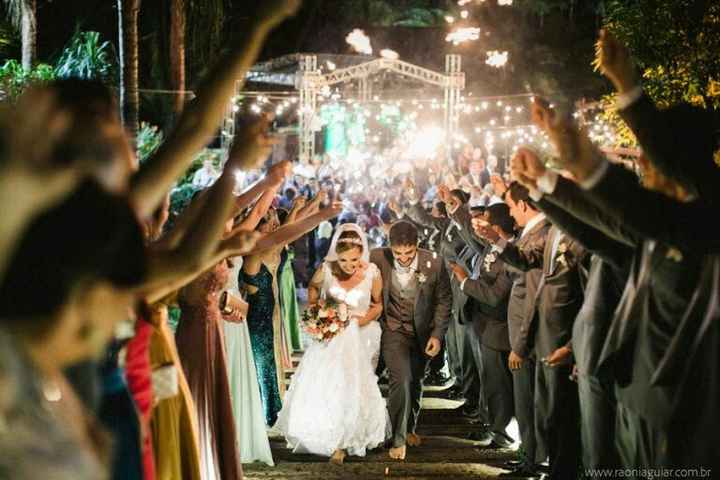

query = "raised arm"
[128,1,302,218]
[462,268,514,309]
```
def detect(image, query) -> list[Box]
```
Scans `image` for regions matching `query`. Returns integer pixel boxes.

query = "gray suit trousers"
[382,329,428,447]
[512,357,545,465]
[577,373,618,469]
[480,344,513,432]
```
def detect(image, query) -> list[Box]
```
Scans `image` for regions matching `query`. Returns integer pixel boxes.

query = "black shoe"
[498,466,540,478]
[424,371,451,386]
[490,430,515,449]
[467,428,493,446]
[446,385,464,400]
[461,405,481,419]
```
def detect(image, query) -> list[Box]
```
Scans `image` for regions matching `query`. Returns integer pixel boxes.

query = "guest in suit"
[529,96,711,471]
[370,221,452,461]
[474,182,549,476]
[449,203,516,448]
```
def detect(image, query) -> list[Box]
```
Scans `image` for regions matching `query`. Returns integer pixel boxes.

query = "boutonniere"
[417,272,428,284]
[483,252,498,272]
[665,247,684,263]
[556,242,569,268]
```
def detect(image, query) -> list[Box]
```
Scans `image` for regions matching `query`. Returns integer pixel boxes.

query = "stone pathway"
[243,353,521,479]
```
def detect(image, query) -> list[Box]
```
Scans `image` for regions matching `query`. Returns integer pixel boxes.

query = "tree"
[604,0,720,109]
[4,0,37,69]
[117,0,141,146]
[169,0,185,115]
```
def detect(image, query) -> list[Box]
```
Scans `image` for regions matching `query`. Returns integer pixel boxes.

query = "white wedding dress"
[274,262,390,457]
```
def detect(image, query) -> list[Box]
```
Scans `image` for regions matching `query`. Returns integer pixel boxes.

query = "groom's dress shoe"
[446,385,464,400]
[490,430,515,449]
[498,466,540,478]
[467,427,492,446]
[425,371,451,386]
[461,405,482,420]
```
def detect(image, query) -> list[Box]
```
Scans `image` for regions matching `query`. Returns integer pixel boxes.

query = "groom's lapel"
[382,248,393,308]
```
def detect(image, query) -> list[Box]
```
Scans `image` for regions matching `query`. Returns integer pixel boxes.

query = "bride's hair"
[334,230,364,255]
[330,230,364,279]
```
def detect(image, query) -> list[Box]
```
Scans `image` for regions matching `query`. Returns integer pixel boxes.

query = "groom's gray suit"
[370,247,452,447]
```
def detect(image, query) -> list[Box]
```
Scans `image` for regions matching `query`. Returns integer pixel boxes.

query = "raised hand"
[531,98,600,182]
[437,184,451,203]
[224,230,261,255]
[267,160,292,187]
[387,199,402,216]
[290,195,307,213]
[510,148,546,190]
[472,220,500,243]
[593,29,637,94]
[489,174,508,197]
[258,0,303,28]
[447,261,469,282]
[228,114,278,171]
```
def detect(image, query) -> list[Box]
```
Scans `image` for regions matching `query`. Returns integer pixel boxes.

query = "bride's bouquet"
[301,298,350,343]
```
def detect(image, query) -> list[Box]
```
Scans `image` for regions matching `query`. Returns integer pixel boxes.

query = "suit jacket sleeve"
[586,162,718,252]
[462,268,513,308]
[406,203,448,231]
[545,175,641,249]
[430,259,453,340]
[536,196,633,272]
[449,205,488,255]
[618,93,720,203]
[498,238,544,272]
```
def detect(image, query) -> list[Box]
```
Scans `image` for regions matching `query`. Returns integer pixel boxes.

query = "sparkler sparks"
[346,29,373,55]
[486,50,509,67]
[445,27,481,45]
[380,49,399,60]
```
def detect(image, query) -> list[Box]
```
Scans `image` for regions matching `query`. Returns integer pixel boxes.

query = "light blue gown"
[223,258,275,466]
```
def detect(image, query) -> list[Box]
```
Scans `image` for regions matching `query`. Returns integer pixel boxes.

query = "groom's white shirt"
[393,254,419,290]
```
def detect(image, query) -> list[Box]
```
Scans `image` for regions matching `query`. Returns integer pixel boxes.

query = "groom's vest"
[386,269,418,336]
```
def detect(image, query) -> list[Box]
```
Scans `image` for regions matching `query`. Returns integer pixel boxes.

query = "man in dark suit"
[449,203,516,448]
[370,221,452,461]
[528,95,713,471]
[472,183,549,476]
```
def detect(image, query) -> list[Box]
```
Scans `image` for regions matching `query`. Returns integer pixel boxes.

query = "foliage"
[136,122,164,164]
[604,0,720,110]
[391,7,447,27]
[54,30,117,83]
[0,59,54,102]
[2,0,29,30]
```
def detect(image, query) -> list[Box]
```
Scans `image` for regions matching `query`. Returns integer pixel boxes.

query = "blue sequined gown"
[241,264,283,426]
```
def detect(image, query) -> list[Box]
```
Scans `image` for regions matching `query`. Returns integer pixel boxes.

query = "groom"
[370,220,452,460]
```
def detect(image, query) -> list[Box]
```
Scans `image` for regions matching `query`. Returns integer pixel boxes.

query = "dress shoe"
[460,405,481,419]
[467,427,492,446]
[490,430,515,448]
[498,466,540,478]
[446,386,464,400]
[424,371,451,386]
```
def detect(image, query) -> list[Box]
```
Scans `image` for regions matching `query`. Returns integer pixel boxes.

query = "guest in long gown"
[279,246,303,353]
[148,301,202,480]
[224,257,275,466]
[176,259,242,480]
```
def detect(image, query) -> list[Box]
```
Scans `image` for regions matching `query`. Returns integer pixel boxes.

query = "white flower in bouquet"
[316,333,324,340]
[337,303,349,322]
[318,308,329,318]
[329,323,339,333]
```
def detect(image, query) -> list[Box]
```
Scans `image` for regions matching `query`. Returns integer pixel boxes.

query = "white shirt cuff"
[495,237,508,253]
[448,202,461,215]
[579,159,609,190]
[615,86,643,110]
[460,278,468,291]
[537,170,559,194]
[528,188,543,202]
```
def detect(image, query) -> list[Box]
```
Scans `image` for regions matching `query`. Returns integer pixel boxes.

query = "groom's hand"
[425,337,441,358]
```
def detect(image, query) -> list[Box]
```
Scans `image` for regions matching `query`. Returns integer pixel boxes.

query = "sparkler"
[486,50,509,68]
[346,29,373,55]
[445,27,481,45]
[380,49,399,60]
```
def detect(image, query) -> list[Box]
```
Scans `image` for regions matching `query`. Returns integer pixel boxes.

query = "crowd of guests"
[0,1,717,476]
[385,30,720,479]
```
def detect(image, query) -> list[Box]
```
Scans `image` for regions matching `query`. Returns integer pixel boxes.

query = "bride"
[274,223,389,465]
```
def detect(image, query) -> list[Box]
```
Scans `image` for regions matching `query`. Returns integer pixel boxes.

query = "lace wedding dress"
[274,262,389,457]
